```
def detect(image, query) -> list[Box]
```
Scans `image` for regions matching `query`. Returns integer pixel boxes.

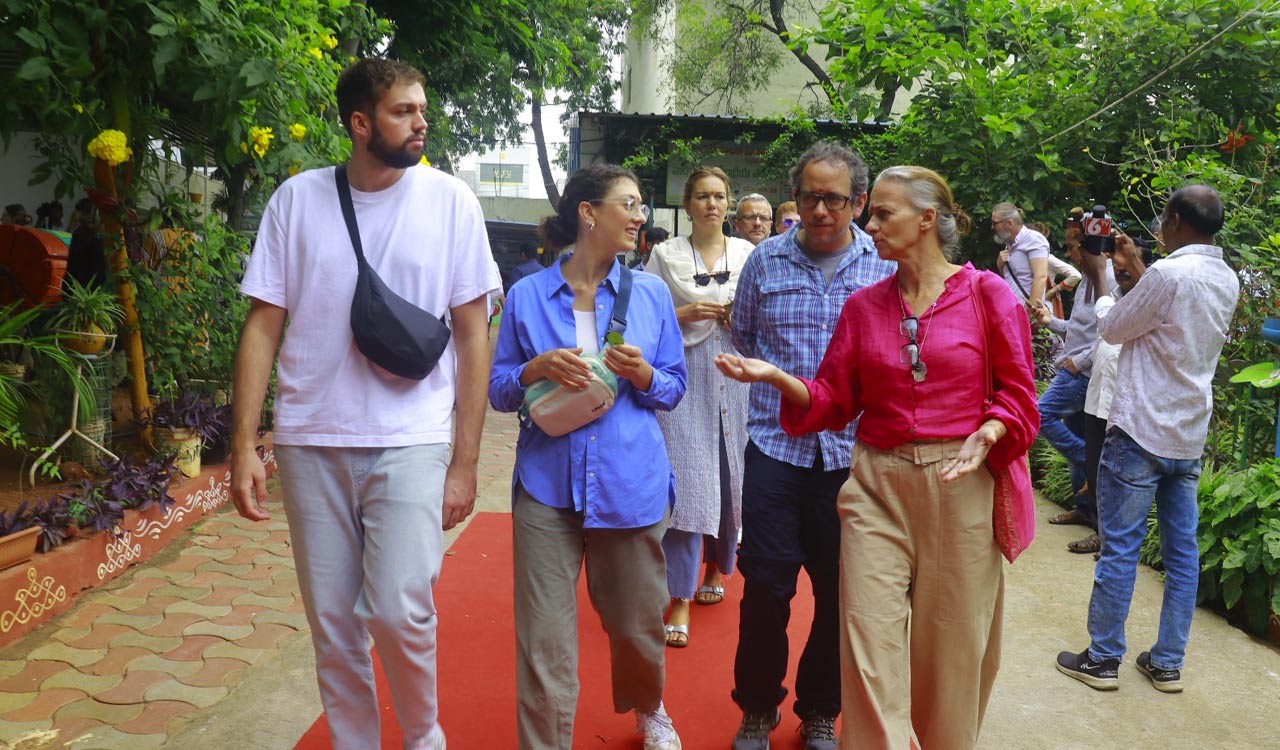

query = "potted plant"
[138,391,220,477]
[99,453,177,517]
[26,496,76,552]
[57,479,126,537]
[0,505,40,571]
[47,277,124,356]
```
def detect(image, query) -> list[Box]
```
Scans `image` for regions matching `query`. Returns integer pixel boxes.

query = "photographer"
[1031,211,1112,546]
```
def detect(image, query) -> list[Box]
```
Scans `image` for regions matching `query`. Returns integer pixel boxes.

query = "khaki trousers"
[512,488,670,750]
[838,440,1004,750]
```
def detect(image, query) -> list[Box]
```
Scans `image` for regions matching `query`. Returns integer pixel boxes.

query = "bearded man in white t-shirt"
[230,58,501,750]
[991,201,1049,311]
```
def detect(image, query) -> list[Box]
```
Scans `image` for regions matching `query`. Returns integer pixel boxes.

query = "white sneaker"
[634,702,682,750]
[408,723,446,750]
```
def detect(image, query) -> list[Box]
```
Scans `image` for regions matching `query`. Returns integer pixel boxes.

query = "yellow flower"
[240,142,248,154]
[288,162,302,177]
[348,56,356,63]
[86,129,133,166]
[73,103,84,114]
[322,34,339,50]
[289,123,307,142]
[420,155,432,167]
[248,126,274,158]
[307,47,323,60]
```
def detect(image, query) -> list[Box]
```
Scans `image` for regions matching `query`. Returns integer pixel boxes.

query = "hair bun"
[952,204,972,237]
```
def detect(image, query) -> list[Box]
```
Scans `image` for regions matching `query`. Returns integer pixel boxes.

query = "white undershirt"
[574,309,600,354]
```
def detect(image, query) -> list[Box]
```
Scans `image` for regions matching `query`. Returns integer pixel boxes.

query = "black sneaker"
[732,709,781,750]
[1135,651,1183,693]
[798,714,837,750]
[1056,648,1119,690]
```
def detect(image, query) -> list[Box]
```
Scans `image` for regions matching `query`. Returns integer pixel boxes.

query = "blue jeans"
[1039,369,1091,513]
[1087,429,1202,670]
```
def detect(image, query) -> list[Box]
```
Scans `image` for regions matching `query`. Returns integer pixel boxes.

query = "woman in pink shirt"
[716,166,1038,750]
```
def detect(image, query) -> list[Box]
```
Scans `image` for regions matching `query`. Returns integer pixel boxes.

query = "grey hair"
[789,141,869,198]
[874,166,972,259]
[734,193,771,216]
[992,202,1023,223]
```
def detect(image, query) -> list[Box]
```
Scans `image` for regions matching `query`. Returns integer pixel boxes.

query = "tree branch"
[530,88,561,210]
[767,0,839,109]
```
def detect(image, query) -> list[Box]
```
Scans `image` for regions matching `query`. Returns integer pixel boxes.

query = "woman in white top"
[645,166,754,647]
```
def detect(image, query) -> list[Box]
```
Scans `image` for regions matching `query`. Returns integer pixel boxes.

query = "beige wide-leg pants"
[838,440,1004,750]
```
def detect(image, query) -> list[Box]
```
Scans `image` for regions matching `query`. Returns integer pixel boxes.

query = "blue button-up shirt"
[489,258,688,528]
[730,224,896,470]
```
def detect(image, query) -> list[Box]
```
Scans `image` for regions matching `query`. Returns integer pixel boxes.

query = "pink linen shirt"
[780,264,1040,471]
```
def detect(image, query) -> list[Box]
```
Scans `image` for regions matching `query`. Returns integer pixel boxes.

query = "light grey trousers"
[276,444,450,750]
[512,487,670,750]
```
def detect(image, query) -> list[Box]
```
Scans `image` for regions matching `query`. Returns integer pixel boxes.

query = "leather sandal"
[694,584,725,605]
[1068,533,1102,554]
[664,623,689,648]
[1049,509,1092,527]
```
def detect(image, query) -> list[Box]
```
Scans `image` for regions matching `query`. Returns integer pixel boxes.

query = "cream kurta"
[645,236,754,536]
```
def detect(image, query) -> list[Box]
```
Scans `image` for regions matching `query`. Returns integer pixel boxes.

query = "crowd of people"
[227,57,1241,750]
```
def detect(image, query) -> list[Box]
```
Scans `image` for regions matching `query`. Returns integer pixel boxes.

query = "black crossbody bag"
[335,165,451,380]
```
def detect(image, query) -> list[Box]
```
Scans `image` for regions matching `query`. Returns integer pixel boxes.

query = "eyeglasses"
[591,197,651,221]
[899,316,927,380]
[781,217,799,228]
[797,192,852,212]
[737,213,772,223]
[693,270,731,286]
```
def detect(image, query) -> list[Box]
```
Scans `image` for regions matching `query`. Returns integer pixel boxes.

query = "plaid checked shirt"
[730,224,897,470]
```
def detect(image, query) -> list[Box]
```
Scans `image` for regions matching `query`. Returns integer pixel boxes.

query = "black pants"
[732,441,844,719]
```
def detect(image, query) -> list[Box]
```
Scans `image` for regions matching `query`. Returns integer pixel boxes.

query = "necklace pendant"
[911,362,927,383]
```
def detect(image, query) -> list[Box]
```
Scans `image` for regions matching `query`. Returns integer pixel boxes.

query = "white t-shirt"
[241,164,501,447]
[1002,226,1050,301]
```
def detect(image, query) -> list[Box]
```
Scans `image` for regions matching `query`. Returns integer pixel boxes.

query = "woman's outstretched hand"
[715,353,777,383]
[940,421,1004,482]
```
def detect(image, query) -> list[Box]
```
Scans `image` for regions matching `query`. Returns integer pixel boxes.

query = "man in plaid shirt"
[727,142,896,750]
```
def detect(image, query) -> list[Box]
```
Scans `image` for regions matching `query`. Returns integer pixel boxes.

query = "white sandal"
[664,623,689,648]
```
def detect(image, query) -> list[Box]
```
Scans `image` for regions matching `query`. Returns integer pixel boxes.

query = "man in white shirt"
[1056,185,1239,695]
[229,58,500,750]
[991,202,1049,310]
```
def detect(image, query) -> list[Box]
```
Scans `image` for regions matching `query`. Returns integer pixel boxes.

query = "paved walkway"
[1,406,1279,749]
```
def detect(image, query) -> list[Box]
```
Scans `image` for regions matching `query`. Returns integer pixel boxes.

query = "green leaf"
[14,28,46,50]
[147,21,173,37]
[239,59,274,88]
[16,57,52,81]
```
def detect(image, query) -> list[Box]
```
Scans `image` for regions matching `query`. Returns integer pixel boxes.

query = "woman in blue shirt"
[489,164,688,750]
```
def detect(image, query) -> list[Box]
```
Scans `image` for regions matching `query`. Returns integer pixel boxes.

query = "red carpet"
[297,512,823,749]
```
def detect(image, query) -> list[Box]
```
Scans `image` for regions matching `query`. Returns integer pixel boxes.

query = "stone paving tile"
[111,699,193,736]
[48,626,93,644]
[160,635,225,662]
[139,612,204,637]
[180,546,234,560]
[210,526,270,540]
[143,679,229,708]
[130,567,195,584]
[59,603,122,630]
[0,690,35,714]
[100,576,169,600]
[105,631,182,653]
[191,560,254,576]
[94,670,170,705]
[188,533,242,551]
[123,655,203,678]
[232,622,294,650]
[40,669,124,694]
[63,624,135,650]
[80,647,152,677]
[191,585,250,607]
[163,601,231,619]
[200,641,266,665]
[204,606,264,627]
[26,643,107,668]
[182,621,254,640]
[250,552,296,568]
[0,655,72,691]
[231,591,295,609]
[53,697,144,723]
[63,726,166,749]
[90,612,165,631]
[47,717,108,748]
[85,593,148,611]
[152,553,205,574]
[252,610,309,631]
[254,578,303,600]
[238,563,287,581]
[0,687,87,722]
[0,719,54,744]
[177,658,246,689]
[145,583,213,601]
[108,596,182,618]
[172,569,236,589]
[213,547,268,567]
[0,659,25,680]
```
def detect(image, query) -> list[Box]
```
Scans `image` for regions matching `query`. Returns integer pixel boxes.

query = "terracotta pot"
[61,325,114,356]
[0,526,40,571]
[155,426,202,477]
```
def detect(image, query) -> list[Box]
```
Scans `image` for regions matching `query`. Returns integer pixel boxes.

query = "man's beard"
[993,230,1010,245]
[369,121,423,169]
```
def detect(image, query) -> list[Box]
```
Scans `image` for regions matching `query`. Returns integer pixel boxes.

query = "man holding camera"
[1057,185,1239,694]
